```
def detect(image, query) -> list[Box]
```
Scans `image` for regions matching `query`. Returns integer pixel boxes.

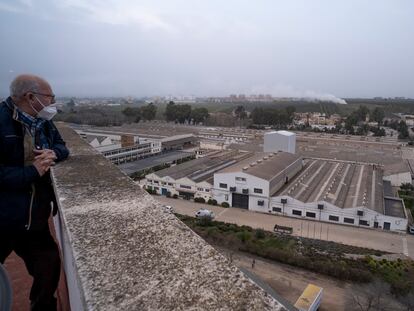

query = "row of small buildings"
[77,130,198,164]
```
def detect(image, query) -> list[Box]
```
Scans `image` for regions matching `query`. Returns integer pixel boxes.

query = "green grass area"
[398,190,414,216]
[177,214,414,296]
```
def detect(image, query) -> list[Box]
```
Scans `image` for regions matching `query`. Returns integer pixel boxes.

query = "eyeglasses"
[30,92,56,104]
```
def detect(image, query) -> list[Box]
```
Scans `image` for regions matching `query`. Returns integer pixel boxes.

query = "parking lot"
[155,196,414,259]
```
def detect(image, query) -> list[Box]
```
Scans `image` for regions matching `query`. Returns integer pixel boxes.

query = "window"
[219,183,227,189]
[359,220,369,226]
[153,180,159,184]
[197,187,204,191]
[147,179,152,183]
[254,188,263,194]
[168,183,173,186]
[205,189,210,192]
[258,200,264,206]
[344,217,354,224]
[292,210,302,216]
[235,177,246,182]
[329,215,339,222]
[306,212,316,218]
[272,207,282,213]
[180,185,191,190]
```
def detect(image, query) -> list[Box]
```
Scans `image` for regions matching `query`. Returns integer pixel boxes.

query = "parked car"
[163,205,174,213]
[408,225,414,235]
[195,208,215,219]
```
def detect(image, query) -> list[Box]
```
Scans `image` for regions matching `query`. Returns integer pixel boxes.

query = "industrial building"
[264,130,296,154]
[213,130,409,233]
[145,150,253,200]
[268,160,408,232]
[213,152,303,210]
[77,130,161,164]
[160,134,198,151]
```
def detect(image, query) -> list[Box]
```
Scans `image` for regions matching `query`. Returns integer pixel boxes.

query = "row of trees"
[122,103,157,123]
[250,106,296,128]
[165,101,209,124]
[344,106,385,130]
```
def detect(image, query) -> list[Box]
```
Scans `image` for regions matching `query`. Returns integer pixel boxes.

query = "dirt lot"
[218,248,406,311]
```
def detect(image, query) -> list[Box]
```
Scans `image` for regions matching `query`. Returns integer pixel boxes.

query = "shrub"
[197,216,213,227]
[206,226,219,237]
[236,231,252,243]
[255,229,266,240]
[145,188,155,194]
[221,202,230,208]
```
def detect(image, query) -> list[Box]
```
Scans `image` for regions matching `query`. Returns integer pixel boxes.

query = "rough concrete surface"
[51,124,284,311]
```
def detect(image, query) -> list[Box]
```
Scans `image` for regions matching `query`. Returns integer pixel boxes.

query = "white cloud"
[0,2,24,13]
[250,84,347,104]
[58,0,175,32]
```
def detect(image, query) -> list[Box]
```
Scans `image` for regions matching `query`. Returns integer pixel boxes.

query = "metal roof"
[217,152,301,181]
[154,150,251,182]
[384,198,406,218]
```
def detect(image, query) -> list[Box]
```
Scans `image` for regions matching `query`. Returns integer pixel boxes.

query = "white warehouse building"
[264,130,296,154]
[213,152,303,210]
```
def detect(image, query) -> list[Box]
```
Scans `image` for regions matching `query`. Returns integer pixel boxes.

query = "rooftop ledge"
[51,123,284,311]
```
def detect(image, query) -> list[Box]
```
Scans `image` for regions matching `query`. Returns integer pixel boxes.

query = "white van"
[195,209,215,219]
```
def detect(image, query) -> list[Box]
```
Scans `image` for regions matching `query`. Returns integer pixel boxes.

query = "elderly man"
[0,74,69,311]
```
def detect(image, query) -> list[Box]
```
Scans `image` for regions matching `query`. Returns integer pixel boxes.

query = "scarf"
[4,97,50,149]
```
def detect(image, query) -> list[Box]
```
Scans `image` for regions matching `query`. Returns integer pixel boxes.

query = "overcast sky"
[0,0,413,99]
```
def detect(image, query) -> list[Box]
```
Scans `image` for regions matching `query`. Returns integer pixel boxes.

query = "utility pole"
[320,224,322,240]
[313,222,316,239]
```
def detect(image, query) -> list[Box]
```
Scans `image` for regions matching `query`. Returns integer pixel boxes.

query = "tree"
[285,106,296,122]
[349,280,392,311]
[191,107,209,124]
[165,101,176,122]
[141,103,157,121]
[175,104,192,123]
[234,105,247,120]
[371,107,385,125]
[122,107,141,123]
[398,121,409,139]
[356,105,370,122]
[65,99,75,109]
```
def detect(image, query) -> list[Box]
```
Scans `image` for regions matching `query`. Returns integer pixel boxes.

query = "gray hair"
[9,76,42,99]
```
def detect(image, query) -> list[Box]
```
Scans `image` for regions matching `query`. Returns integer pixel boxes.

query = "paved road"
[155,196,414,259]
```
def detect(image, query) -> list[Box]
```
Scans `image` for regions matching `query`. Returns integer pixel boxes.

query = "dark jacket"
[0,99,69,231]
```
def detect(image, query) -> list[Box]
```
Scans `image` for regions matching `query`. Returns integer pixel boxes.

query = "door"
[161,188,167,196]
[383,222,391,230]
[232,193,249,209]
[374,222,379,228]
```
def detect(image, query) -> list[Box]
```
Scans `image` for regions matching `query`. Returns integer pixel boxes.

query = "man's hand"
[32,149,57,176]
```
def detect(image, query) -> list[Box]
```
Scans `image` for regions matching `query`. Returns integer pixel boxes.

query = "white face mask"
[32,96,57,120]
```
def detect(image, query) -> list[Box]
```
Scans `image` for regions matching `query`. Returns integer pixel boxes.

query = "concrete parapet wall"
[51,124,284,311]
